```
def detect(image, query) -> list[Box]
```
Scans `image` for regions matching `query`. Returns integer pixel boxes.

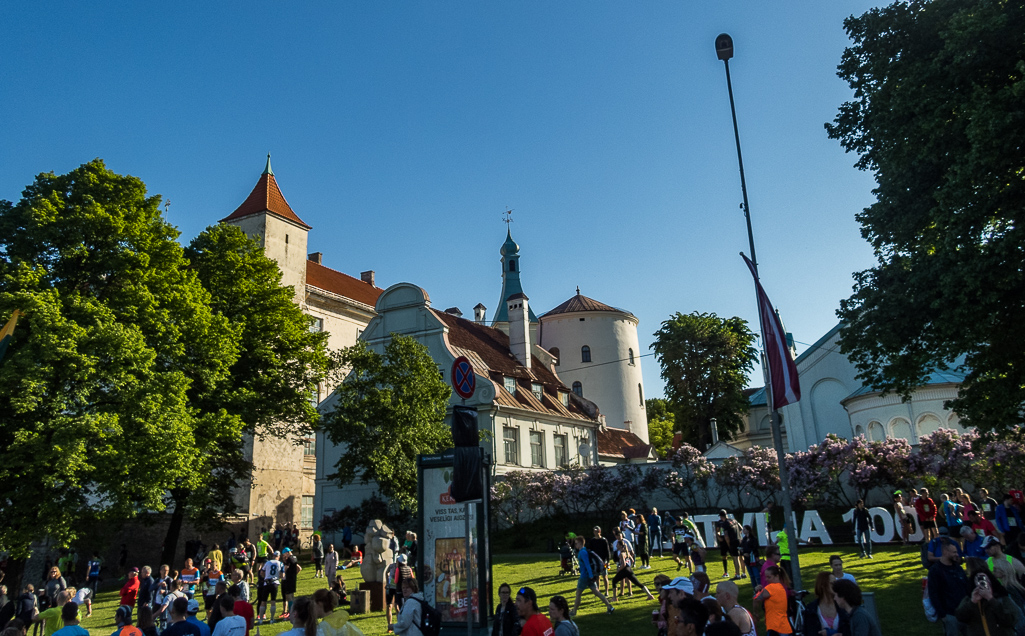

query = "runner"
[279,548,301,620]
[179,561,199,600]
[257,552,283,623]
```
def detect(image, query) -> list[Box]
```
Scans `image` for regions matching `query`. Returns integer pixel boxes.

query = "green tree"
[651,312,757,451]
[826,0,1025,430]
[321,335,452,513]
[645,398,676,459]
[0,160,237,556]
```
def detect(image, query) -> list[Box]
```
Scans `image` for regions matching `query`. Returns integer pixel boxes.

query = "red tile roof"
[540,292,632,318]
[222,172,312,230]
[433,311,597,422]
[597,427,653,460]
[306,260,382,307]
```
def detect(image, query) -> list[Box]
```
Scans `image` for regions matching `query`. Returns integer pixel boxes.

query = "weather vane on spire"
[502,208,513,227]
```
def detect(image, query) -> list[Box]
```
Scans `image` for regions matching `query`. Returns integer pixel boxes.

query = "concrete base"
[359,581,386,612]
[350,590,370,614]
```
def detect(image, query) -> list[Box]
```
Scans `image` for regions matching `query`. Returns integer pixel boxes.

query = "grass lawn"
[78,545,932,636]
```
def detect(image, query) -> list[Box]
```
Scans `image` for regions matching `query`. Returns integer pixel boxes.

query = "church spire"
[492,228,537,325]
[263,153,273,176]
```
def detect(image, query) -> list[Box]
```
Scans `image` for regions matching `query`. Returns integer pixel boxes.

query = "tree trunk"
[161,490,189,566]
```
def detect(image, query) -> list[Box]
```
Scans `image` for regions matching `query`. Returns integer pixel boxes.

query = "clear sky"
[2,1,884,397]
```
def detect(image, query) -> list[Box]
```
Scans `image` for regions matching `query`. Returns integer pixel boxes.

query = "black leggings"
[611,566,643,588]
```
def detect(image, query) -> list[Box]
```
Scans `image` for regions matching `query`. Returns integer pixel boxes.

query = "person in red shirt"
[968,510,1005,544]
[916,488,939,541]
[227,584,253,636]
[120,568,141,615]
[516,587,553,636]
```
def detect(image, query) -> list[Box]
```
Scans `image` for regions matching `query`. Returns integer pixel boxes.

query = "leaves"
[321,335,453,513]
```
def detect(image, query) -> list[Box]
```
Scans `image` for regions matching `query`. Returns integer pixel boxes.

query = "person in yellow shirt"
[206,546,223,573]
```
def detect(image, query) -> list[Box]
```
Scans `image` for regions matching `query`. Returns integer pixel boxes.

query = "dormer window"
[504,376,517,394]
[531,383,544,401]
[560,392,569,407]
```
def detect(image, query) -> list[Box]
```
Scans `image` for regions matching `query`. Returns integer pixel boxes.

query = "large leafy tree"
[651,312,757,451]
[0,160,237,555]
[826,0,1025,430]
[645,398,676,459]
[321,335,452,513]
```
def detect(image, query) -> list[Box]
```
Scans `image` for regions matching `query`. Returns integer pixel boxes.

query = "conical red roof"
[221,162,311,230]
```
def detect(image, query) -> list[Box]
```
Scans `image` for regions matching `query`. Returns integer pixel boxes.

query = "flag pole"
[716,33,803,592]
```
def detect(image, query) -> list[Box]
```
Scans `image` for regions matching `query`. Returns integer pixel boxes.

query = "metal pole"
[718,34,803,592]
[465,501,473,636]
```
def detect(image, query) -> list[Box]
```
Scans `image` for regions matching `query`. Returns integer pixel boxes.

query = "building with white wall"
[732,323,967,451]
[221,157,382,536]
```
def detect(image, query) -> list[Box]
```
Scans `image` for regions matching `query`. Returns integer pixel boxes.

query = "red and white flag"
[741,254,801,410]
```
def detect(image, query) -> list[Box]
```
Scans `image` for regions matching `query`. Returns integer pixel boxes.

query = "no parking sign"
[451,356,475,399]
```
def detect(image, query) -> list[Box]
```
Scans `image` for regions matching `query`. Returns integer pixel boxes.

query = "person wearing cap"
[569,536,614,616]
[162,598,201,636]
[184,600,211,636]
[513,587,551,636]
[586,528,611,596]
[51,603,87,636]
[110,605,142,636]
[984,536,1025,586]
[384,554,413,632]
[662,575,695,626]
[119,570,140,620]
[280,548,302,620]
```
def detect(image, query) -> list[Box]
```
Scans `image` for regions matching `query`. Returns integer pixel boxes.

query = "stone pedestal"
[350,590,370,614]
[359,580,386,612]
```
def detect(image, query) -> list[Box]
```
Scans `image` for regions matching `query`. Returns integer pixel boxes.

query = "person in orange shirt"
[754,565,792,636]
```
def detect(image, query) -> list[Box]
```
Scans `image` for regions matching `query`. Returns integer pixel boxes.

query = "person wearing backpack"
[390,578,428,636]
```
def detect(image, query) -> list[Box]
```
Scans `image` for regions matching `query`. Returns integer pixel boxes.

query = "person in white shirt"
[258,552,284,622]
[829,555,856,583]
[210,596,246,636]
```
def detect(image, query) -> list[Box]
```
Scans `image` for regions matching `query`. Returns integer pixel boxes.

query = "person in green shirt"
[34,591,75,636]
[255,538,271,568]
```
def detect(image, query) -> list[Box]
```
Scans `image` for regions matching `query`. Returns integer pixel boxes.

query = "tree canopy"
[644,398,676,459]
[321,334,452,513]
[650,312,757,451]
[826,0,1025,430]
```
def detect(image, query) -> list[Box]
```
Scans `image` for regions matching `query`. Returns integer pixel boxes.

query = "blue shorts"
[577,574,593,591]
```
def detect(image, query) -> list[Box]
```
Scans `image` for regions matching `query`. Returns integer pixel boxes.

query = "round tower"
[539,290,649,444]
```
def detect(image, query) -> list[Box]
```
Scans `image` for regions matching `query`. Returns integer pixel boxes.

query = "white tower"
[539,289,649,444]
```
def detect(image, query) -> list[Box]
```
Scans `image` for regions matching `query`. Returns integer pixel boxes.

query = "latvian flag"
[0,309,21,363]
[741,255,800,410]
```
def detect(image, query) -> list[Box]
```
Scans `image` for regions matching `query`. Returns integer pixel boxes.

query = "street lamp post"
[715,32,804,593]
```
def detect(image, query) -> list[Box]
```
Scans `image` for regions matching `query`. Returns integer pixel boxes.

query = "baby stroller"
[558,541,577,577]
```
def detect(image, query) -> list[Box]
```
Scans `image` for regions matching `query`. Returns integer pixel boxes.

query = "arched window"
[581,345,591,363]
[854,424,865,438]
[550,347,560,366]
[509,260,516,272]
[572,381,583,397]
[628,348,635,365]
[867,421,884,441]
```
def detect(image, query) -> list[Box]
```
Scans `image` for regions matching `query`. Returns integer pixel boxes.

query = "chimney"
[507,293,530,369]
[444,307,463,318]
[308,252,323,264]
[360,270,375,286]
[710,418,719,445]
[474,303,487,325]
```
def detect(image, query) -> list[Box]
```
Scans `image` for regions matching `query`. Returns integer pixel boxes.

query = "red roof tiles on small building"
[221,171,312,230]
[306,260,382,307]
[597,427,653,460]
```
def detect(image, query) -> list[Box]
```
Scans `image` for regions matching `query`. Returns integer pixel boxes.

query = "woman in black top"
[492,583,519,636]
[635,516,650,569]
[740,525,761,586]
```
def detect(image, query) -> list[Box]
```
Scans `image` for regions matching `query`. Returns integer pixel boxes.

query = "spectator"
[894,492,911,546]
[675,597,710,636]
[979,488,1000,522]
[162,598,201,636]
[586,528,611,596]
[802,572,847,636]
[137,606,157,636]
[184,600,211,636]
[547,595,577,636]
[210,596,245,636]
[852,500,873,559]
[962,526,987,559]
[635,515,651,570]
[311,537,325,580]
[110,605,140,636]
[137,567,154,612]
[995,494,1023,547]
[968,509,1003,543]
[618,511,636,545]
[831,580,880,636]
[389,579,424,636]
[714,581,755,636]
[940,494,963,532]
[119,570,140,620]
[44,569,67,609]
[928,538,969,636]
[312,588,357,636]
[916,489,939,542]
[956,567,1018,636]
[739,526,761,586]
[829,556,855,584]
[649,508,664,558]
[758,547,781,592]
[51,604,86,636]
[753,565,791,636]
[323,546,339,587]
[1009,534,1025,567]
[32,591,70,636]
[226,585,253,636]
[86,554,102,595]
[491,583,518,636]
[278,596,316,636]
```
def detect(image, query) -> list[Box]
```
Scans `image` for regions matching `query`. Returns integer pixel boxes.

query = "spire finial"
[502,208,513,231]
[263,153,273,176]
[576,286,580,295]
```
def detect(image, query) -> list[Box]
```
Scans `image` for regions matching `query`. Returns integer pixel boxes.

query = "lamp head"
[716,33,734,61]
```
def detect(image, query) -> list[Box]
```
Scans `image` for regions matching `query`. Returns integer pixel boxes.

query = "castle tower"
[221,155,311,304]
[539,290,649,444]
[491,229,538,344]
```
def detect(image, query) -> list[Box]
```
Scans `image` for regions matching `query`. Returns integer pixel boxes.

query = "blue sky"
[1,1,883,397]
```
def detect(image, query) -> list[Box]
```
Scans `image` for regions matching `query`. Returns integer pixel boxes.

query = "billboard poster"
[419,460,484,625]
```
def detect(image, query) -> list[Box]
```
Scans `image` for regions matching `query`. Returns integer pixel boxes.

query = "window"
[309,383,321,407]
[628,348,635,365]
[638,383,644,406]
[503,427,519,465]
[301,495,314,528]
[504,376,517,395]
[509,260,516,272]
[529,430,545,467]
[560,392,569,407]
[531,383,544,401]
[550,347,560,366]
[572,381,583,397]
[304,437,316,456]
[581,346,591,363]
[554,434,568,468]
[356,328,363,339]
[310,317,324,333]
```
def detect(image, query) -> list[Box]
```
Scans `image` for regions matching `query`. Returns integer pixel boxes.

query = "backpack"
[589,551,607,580]
[921,540,935,570]
[413,597,442,636]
